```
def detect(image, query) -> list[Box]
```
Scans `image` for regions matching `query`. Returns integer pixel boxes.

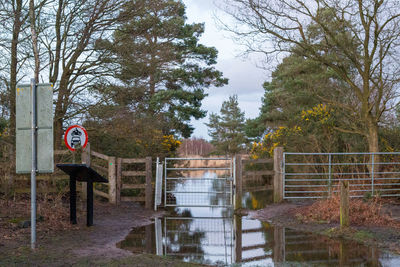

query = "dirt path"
[0,201,199,266]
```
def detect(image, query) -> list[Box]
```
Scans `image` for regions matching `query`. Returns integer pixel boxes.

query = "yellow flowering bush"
[301,104,332,124]
[161,135,182,152]
[250,126,302,158]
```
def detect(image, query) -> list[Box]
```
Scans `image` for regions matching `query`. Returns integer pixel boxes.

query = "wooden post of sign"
[274,147,284,203]
[235,155,243,210]
[116,157,122,205]
[340,180,350,228]
[145,157,152,209]
[81,142,90,199]
[108,156,117,204]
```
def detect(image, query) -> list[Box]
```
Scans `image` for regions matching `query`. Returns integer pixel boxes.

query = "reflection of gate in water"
[163,217,235,265]
[164,157,234,208]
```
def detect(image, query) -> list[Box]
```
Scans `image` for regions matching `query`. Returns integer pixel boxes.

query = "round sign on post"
[64,125,88,151]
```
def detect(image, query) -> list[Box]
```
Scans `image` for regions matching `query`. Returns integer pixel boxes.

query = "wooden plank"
[91,150,109,161]
[122,171,146,176]
[243,185,273,192]
[243,170,274,176]
[108,156,117,204]
[15,175,69,181]
[235,155,242,209]
[91,163,108,173]
[243,158,273,164]
[122,184,146,189]
[121,158,147,164]
[94,189,110,199]
[242,227,264,233]
[274,147,284,203]
[15,188,62,194]
[54,150,70,155]
[116,158,122,205]
[145,157,152,209]
[121,196,145,202]
[81,142,91,199]
[340,180,350,228]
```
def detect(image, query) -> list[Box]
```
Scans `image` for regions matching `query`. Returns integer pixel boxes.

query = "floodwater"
[118,172,400,266]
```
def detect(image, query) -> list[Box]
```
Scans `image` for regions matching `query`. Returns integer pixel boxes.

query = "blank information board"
[16,83,53,173]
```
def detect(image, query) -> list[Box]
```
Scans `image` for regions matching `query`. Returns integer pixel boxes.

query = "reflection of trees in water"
[209,177,230,206]
[268,226,380,265]
[165,209,207,264]
[242,190,273,210]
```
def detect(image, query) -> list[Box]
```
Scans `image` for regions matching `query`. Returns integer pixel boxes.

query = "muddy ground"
[249,201,400,255]
[0,200,199,266]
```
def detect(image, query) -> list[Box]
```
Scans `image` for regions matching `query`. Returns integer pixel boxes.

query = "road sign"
[16,83,53,173]
[64,125,88,151]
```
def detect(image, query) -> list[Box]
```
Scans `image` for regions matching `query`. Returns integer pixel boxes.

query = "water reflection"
[118,169,400,266]
[118,217,399,266]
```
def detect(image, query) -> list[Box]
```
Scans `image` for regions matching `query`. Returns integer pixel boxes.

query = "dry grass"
[296,194,400,228]
[0,194,81,241]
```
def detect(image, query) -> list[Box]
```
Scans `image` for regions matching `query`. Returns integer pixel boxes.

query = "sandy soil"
[249,201,400,255]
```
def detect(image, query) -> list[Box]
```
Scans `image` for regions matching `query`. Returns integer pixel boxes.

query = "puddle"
[119,171,400,266]
[118,216,400,266]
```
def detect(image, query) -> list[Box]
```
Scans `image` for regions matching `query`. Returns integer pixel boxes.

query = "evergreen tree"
[91,0,227,135]
[86,0,227,156]
[207,95,247,155]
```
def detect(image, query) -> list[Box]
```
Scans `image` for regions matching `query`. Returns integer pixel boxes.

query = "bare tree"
[29,0,39,82]
[34,0,126,148]
[221,0,400,153]
[0,0,31,143]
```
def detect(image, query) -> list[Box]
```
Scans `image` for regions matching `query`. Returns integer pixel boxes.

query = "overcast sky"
[182,0,269,139]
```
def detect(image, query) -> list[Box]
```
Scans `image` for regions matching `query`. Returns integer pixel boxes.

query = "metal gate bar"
[164,157,234,208]
[283,152,400,199]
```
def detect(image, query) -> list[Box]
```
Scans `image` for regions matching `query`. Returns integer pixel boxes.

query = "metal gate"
[283,152,400,199]
[163,157,234,208]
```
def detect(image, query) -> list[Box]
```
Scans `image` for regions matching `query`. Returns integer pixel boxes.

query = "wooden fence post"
[340,180,350,228]
[81,142,90,199]
[116,157,122,205]
[234,215,242,262]
[235,154,242,209]
[108,156,117,204]
[273,226,285,263]
[145,157,152,209]
[273,147,284,203]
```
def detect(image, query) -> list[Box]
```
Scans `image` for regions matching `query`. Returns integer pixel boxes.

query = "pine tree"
[207,95,247,155]
[92,0,227,138]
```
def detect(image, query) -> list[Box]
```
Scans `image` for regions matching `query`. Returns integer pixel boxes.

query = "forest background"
[1,0,400,174]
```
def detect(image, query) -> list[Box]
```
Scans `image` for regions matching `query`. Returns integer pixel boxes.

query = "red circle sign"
[64,125,88,151]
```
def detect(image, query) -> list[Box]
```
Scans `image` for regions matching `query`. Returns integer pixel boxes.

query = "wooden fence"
[235,148,284,207]
[116,157,152,208]
[4,143,153,209]
[81,145,153,208]
[242,158,274,192]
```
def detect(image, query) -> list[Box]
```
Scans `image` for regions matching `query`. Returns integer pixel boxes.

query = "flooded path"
[119,171,400,266]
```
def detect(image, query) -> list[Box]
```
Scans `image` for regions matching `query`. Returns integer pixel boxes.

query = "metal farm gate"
[155,157,235,209]
[283,152,400,199]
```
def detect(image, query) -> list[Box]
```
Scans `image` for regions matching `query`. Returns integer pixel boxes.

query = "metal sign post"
[30,78,37,249]
[16,80,53,250]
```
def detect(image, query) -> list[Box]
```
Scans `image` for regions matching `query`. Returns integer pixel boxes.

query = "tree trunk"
[9,0,23,147]
[367,117,380,174]
[29,0,40,82]
[367,119,379,153]
[54,77,69,149]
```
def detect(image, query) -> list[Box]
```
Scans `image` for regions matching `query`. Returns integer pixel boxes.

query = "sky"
[182,0,268,140]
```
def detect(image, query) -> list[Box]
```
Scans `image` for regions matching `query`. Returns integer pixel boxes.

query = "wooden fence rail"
[7,144,154,209]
